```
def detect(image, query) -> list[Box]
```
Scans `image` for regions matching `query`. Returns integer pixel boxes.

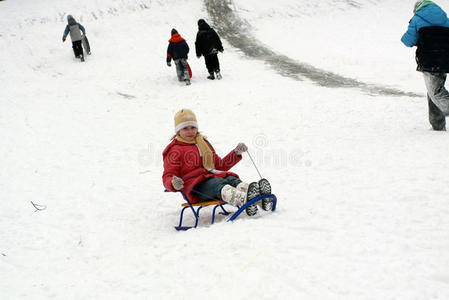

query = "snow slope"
[1,0,449,299]
[232,0,449,94]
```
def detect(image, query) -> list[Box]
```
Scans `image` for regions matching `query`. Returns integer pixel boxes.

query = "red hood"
[168,33,185,43]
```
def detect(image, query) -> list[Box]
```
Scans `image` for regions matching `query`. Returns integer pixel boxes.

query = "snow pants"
[174,58,189,81]
[192,176,242,201]
[72,40,84,58]
[423,72,449,130]
[204,53,220,74]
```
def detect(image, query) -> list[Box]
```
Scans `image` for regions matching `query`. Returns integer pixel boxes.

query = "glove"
[234,143,248,155]
[172,176,184,190]
[62,37,66,42]
[197,55,201,59]
[167,61,171,67]
[219,48,224,53]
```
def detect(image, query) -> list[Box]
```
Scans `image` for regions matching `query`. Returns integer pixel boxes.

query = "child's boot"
[221,185,246,206]
[245,182,259,216]
[258,178,272,211]
[236,182,249,193]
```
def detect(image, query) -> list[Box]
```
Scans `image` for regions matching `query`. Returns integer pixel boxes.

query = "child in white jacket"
[62,15,86,61]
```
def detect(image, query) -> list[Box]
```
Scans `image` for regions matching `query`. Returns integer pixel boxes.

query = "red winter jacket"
[162,139,242,203]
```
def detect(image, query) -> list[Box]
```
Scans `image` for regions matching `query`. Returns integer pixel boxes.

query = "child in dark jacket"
[195,19,224,80]
[167,29,191,85]
[62,15,86,61]
[162,109,273,216]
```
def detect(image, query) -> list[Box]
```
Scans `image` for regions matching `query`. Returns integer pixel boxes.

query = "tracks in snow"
[204,0,420,97]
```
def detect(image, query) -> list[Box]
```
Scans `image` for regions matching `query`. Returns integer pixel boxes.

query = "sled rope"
[247,150,263,179]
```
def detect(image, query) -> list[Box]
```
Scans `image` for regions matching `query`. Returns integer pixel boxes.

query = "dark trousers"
[204,53,220,74]
[193,176,241,201]
[72,40,84,58]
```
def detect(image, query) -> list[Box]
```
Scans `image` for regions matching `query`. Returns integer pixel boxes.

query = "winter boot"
[221,185,246,206]
[245,182,259,216]
[207,72,215,80]
[215,70,222,80]
[236,182,249,193]
[185,79,191,85]
[258,178,272,211]
[80,55,85,62]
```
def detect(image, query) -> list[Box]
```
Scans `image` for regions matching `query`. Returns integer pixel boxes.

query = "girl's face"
[178,126,198,142]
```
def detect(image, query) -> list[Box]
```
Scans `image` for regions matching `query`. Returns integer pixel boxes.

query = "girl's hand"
[172,176,184,190]
[234,143,248,155]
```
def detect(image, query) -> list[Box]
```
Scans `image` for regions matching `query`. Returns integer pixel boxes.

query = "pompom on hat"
[174,109,198,133]
[413,0,434,13]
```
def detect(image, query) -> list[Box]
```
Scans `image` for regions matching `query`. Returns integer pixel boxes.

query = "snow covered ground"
[1,0,449,299]
[232,0,449,94]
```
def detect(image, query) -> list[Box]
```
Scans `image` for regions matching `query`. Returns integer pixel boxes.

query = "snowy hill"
[1,0,449,299]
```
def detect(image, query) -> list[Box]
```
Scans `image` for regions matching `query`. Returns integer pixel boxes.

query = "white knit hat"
[174,109,198,133]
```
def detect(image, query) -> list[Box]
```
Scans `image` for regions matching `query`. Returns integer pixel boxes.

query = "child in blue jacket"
[401,1,449,130]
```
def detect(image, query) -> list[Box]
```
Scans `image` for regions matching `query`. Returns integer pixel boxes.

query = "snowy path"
[206,0,420,97]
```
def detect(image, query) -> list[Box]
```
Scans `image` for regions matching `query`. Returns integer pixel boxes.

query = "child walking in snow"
[401,1,449,130]
[162,109,272,216]
[62,15,86,61]
[195,19,223,80]
[166,29,191,85]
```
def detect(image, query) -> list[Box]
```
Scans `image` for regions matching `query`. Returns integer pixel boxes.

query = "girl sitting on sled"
[162,109,272,216]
